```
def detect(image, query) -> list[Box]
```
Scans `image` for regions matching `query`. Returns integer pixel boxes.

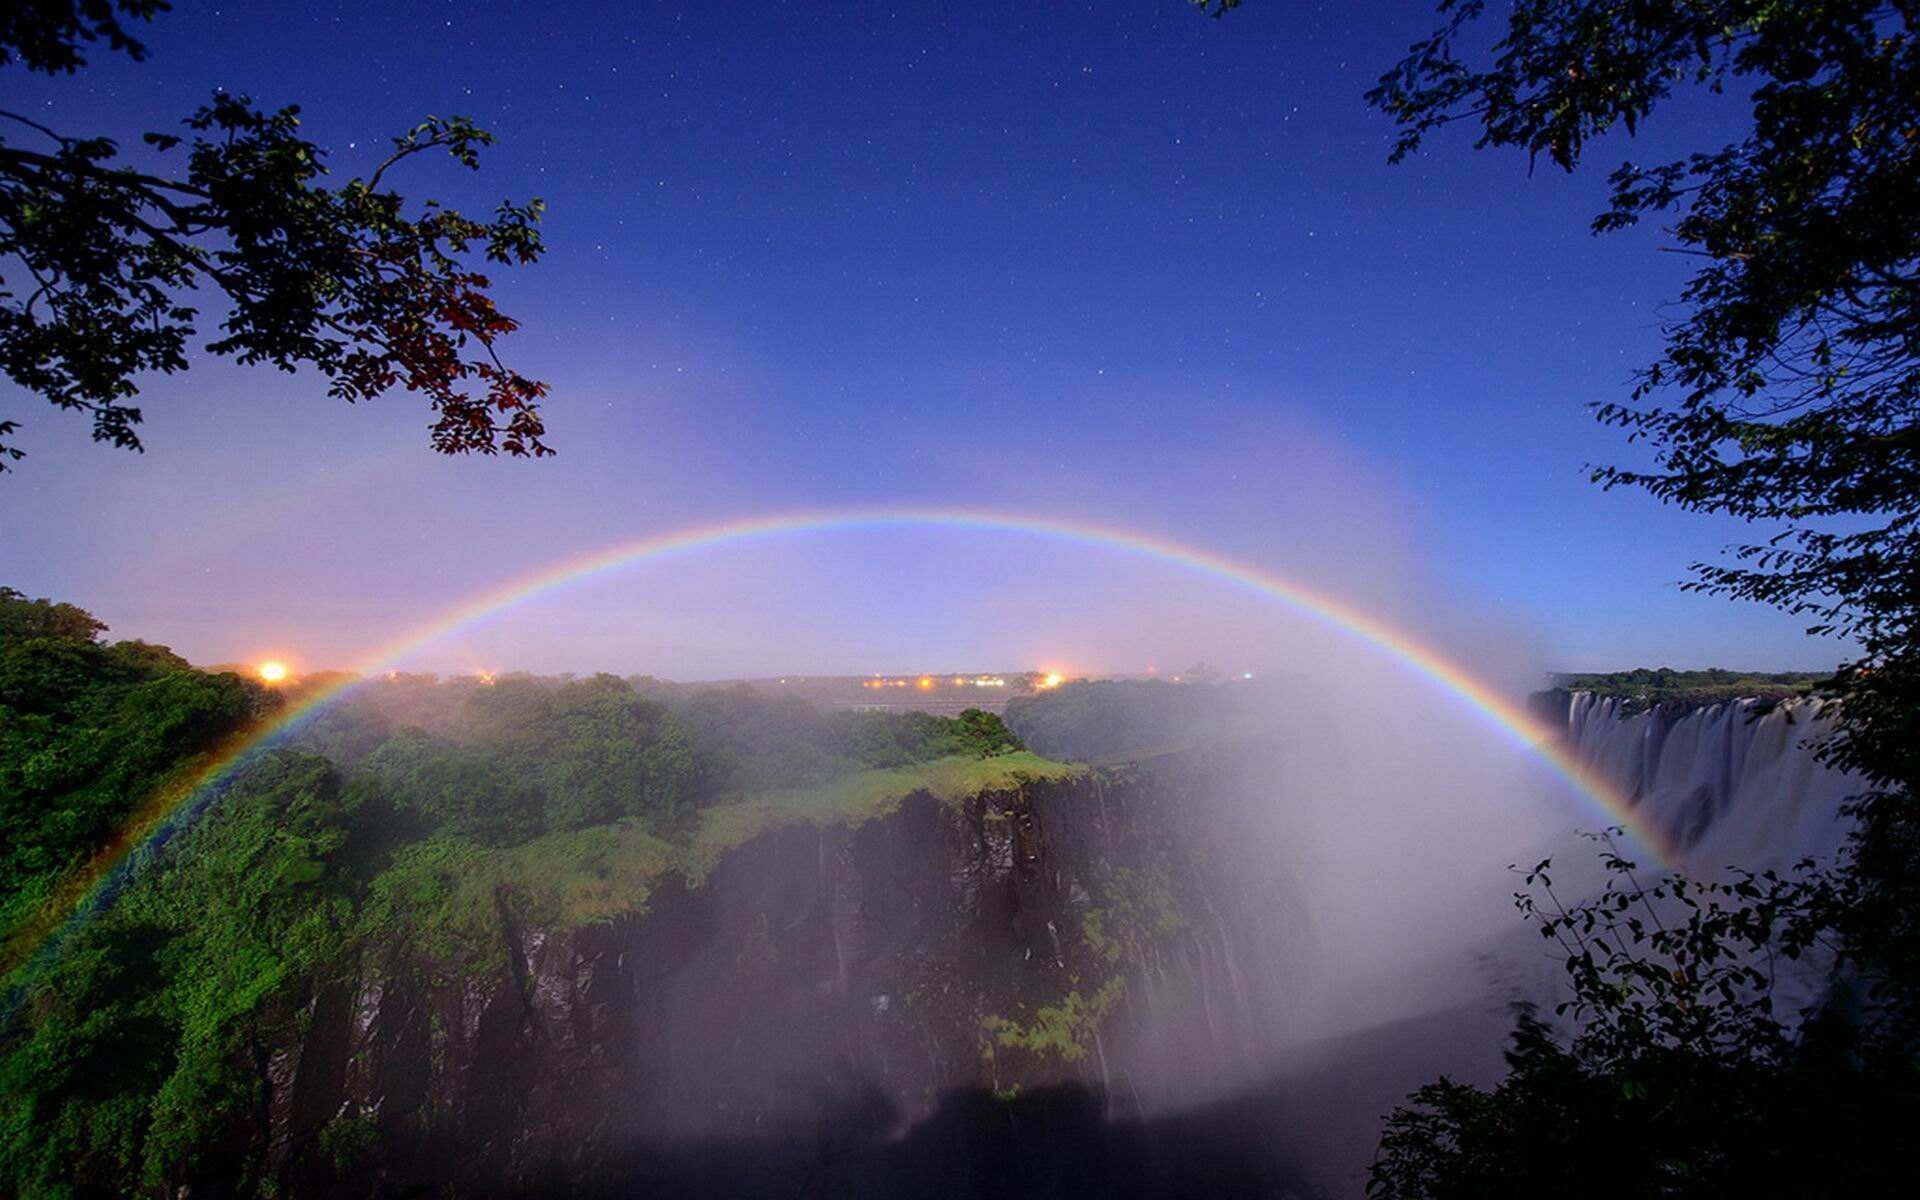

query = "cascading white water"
[1564,692,1862,871]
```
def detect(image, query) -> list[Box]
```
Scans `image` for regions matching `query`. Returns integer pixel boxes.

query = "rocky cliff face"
[238,761,1299,1198]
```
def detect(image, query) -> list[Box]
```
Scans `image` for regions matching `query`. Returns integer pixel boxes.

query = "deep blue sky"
[0,1,1848,676]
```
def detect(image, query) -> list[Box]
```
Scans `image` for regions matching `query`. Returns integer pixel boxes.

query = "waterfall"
[1562,692,1862,870]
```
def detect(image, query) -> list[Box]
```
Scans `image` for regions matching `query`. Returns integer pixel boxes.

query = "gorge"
[204,691,1863,1197]
[0,627,1860,1199]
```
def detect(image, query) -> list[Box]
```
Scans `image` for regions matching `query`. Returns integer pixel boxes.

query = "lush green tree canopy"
[0,584,106,641]
[0,587,267,937]
[458,673,709,830]
[0,751,391,1195]
[0,0,551,470]
[1368,843,1916,1198]
[0,593,1058,1194]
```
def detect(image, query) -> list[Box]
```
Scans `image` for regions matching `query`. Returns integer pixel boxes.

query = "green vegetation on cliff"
[694,751,1081,864]
[360,750,1082,965]
[0,588,271,943]
[0,590,1065,1197]
[0,752,382,1194]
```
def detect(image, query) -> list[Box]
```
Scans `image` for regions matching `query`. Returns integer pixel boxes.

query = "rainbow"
[1,508,1660,986]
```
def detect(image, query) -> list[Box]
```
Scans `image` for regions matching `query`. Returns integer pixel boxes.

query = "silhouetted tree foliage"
[1368,837,1918,1197]
[1305,0,1920,1191]
[0,2,166,75]
[1364,2,1919,792]
[0,0,551,470]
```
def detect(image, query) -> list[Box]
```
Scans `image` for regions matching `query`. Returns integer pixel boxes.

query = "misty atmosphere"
[4,2,1919,1198]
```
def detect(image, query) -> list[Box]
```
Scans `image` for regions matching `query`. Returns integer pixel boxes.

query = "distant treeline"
[2,584,1030,916]
[1552,667,1830,707]
[297,672,1025,844]
[1004,678,1267,763]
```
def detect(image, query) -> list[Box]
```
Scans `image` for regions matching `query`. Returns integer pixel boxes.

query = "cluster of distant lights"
[255,662,504,687]
[259,663,1251,689]
[860,673,1039,691]
[849,669,1257,687]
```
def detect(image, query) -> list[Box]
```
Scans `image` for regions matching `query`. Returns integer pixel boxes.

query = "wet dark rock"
[240,764,1306,1198]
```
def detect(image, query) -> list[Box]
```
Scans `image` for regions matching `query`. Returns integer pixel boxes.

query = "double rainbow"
[1,508,1654,986]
